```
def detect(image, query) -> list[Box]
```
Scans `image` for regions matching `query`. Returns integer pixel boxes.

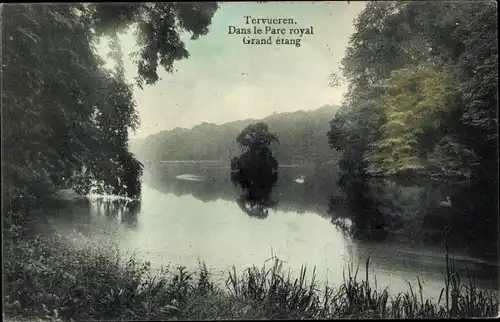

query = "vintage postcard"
[2,1,498,320]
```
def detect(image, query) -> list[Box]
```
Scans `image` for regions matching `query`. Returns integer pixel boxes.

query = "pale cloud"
[97,2,366,138]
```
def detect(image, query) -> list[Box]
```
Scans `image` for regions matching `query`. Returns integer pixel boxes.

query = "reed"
[4,229,498,321]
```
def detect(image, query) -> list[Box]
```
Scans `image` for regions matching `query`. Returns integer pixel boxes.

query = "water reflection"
[121,201,141,228]
[144,165,498,263]
[232,167,279,219]
[236,194,274,219]
[41,171,498,299]
[145,165,335,219]
[88,198,141,229]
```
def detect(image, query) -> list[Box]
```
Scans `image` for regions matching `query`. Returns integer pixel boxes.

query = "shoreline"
[4,228,498,321]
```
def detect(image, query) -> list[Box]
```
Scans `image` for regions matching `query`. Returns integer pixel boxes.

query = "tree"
[363,65,460,176]
[88,2,219,87]
[234,123,279,218]
[1,3,219,216]
[3,4,110,208]
[327,0,498,246]
[232,122,279,190]
[328,0,497,180]
[236,122,279,152]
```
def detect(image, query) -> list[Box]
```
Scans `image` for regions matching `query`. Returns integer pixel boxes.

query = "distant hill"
[133,105,340,165]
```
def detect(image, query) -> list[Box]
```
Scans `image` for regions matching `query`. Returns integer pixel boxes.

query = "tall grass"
[3,228,498,320]
[225,253,498,319]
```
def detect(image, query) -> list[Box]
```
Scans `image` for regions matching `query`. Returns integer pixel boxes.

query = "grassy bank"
[3,225,498,321]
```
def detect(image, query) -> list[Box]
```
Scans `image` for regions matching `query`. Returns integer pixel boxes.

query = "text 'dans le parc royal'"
[228,16,314,48]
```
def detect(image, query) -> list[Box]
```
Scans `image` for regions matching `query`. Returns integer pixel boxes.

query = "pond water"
[41,164,499,302]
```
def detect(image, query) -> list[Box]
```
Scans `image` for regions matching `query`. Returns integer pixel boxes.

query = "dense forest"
[2,3,219,220]
[327,1,498,253]
[134,105,340,165]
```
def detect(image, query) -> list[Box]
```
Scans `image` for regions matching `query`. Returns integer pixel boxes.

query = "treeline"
[135,105,340,165]
[2,3,219,220]
[327,2,498,245]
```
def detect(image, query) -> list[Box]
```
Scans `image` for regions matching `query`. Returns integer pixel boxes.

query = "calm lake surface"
[43,164,499,302]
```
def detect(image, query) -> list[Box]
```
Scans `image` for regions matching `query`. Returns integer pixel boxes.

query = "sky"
[97,2,366,139]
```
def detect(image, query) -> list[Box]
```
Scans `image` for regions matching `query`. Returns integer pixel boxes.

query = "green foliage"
[2,3,219,211]
[236,122,278,151]
[2,4,141,206]
[328,1,497,179]
[234,121,278,177]
[136,106,340,165]
[3,231,204,321]
[4,231,497,320]
[427,136,480,179]
[232,121,278,196]
[327,0,498,245]
[327,95,385,178]
[364,65,459,176]
[88,2,219,87]
[3,5,100,203]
